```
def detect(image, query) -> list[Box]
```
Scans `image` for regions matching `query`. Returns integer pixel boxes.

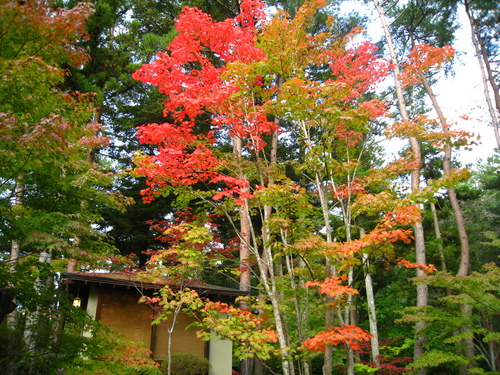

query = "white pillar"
[83,284,99,337]
[209,334,233,375]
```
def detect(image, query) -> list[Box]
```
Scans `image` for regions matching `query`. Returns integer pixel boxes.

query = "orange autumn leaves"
[400,44,455,89]
[303,325,373,352]
[386,43,476,148]
[304,275,372,353]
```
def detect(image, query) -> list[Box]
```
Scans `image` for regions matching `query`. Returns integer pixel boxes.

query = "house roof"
[62,272,249,297]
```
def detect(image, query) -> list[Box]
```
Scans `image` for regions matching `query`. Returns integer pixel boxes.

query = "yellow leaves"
[254,181,314,220]
[428,168,471,190]
[385,117,432,139]
[200,301,278,360]
[292,235,330,253]
[385,114,476,152]
[351,191,395,217]
[402,168,472,205]
[258,0,337,76]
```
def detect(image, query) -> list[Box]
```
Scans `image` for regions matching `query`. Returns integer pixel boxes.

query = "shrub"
[160,353,211,375]
[66,363,163,375]
[137,365,164,375]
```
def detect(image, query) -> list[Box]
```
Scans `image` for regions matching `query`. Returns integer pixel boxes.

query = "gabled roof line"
[62,272,249,297]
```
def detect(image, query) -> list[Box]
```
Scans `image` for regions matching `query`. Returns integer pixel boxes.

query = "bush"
[160,353,210,375]
[66,363,163,375]
[137,365,164,375]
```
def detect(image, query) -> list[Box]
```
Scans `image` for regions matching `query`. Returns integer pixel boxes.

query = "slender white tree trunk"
[372,1,428,372]
[7,180,24,329]
[420,72,475,372]
[315,173,335,375]
[360,229,380,365]
[24,251,51,338]
[235,124,293,375]
[419,74,470,277]
[463,1,500,150]
[429,202,447,271]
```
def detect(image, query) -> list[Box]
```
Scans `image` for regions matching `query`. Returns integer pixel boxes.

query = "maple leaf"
[303,324,373,352]
[306,275,359,297]
[397,258,437,274]
[401,44,455,88]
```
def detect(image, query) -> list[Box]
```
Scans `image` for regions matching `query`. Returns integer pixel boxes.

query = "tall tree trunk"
[299,118,343,375]
[360,228,380,366]
[5,181,24,375]
[251,225,293,375]
[419,74,470,275]
[429,202,447,271]
[372,1,428,372]
[419,72,475,372]
[338,192,355,375]
[463,0,500,150]
[237,109,293,374]
[283,234,311,375]
[7,180,24,329]
[261,124,296,375]
[233,135,252,296]
[315,173,335,375]
[234,134,253,375]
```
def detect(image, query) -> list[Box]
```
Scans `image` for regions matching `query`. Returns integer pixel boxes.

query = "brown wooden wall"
[97,288,206,360]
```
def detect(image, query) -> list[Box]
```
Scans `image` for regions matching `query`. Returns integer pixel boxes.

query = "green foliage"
[66,363,161,375]
[64,333,161,375]
[197,298,278,360]
[381,337,414,358]
[0,0,130,260]
[354,362,380,374]
[407,349,467,371]
[2,0,494,374]
[0,279,162,375]
[397,264,500,372]
[160,353,210,375]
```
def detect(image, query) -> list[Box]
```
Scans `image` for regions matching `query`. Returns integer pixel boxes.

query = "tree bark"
[419,71,475,372]
[464,0,500,150]
[25,250,51,374]
[298,117,335,375]
[315,173,335,375]
[233,134,253,375]
[7,180,24,330]
[419,74,471,276]
[360,229,380,365]
[429,202,448,271]
[372,1,428,372]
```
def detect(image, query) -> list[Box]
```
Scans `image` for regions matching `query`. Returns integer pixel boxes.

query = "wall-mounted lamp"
[73,297,82,308]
